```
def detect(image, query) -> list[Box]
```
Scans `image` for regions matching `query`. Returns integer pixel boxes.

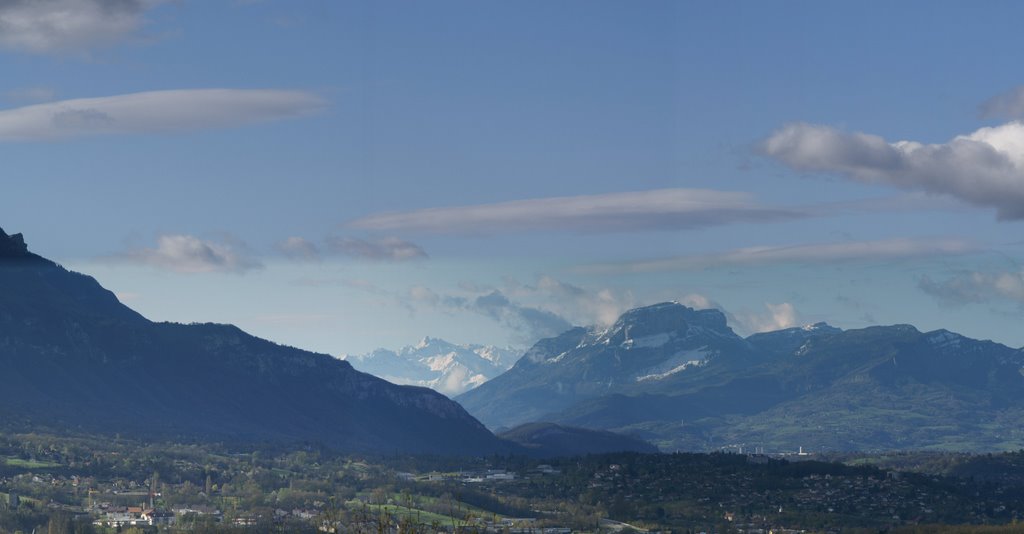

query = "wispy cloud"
[275,236,320,261]
[502,275,637,327]
[761,120,1024,220]
[118,234,262,274]
[920,269,1024,306]
[325,236,428,261]
[0,0,164,54]
[0,89,326,141]
[582,238,977,273]
[347,188,804,235]
[401,281,582,344]
[407,285,441,306]
[980,86,1024,120]
[468,291,573,342]
[444,291,573,344]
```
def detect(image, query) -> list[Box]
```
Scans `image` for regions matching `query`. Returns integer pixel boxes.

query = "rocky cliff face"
[0,228,30,258]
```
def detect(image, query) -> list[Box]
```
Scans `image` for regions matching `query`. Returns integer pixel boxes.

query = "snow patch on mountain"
[622,332,673,349]
[635,348,710,382]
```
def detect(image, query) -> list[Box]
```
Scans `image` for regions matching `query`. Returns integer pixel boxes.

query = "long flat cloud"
[347,188,803,235]
[325,236,428,261]
[582,237,977,273]
[761,121,1024,220]
[0,89,326,141]
[0,0,161,54]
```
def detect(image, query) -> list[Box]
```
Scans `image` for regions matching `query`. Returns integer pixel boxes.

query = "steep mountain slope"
[459,302,1024,452]
[0,227,509,455]
[341,338,520,396]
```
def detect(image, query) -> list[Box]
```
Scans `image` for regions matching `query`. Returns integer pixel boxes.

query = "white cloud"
[980,86,1024,119]
[762,121,1024,220]
[583,237,976,273]
[0,0,163,54]
[275,236,320,261]
[679,294,717,310]
[325,236,427,261]
[347,188,803,235]
[920,269,1024,306]
[737,302,799,333]
[0,89,326,141]
[121,234,262,274]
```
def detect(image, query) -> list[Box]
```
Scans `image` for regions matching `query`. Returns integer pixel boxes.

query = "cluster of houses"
[91,506,175,528]
[90,504,219,528]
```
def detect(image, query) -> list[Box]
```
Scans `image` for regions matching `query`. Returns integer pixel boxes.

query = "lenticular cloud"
[0,89,326,141]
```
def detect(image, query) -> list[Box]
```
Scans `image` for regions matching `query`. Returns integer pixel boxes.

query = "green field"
[3,457,60,469]
[345,500,474,527]
[343,492,501,528]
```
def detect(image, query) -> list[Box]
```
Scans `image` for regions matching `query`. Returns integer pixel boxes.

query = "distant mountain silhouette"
[459,302,1024,452]
[0,227,509,455]
[497,422,658,457]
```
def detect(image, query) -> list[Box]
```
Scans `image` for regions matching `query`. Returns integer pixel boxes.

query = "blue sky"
[2,0,1023,354]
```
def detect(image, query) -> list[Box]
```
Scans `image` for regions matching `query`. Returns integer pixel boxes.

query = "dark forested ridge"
[497,422,658,457]
[0,227,507,455]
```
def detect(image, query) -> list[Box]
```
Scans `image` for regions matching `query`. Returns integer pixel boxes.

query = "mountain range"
[340,338,519,396]
[0,227,507,455]
[457,302,1024,452]
[8,223,1024,456]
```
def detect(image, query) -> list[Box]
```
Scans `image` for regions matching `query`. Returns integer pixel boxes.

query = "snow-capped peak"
[341,338,522,396]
